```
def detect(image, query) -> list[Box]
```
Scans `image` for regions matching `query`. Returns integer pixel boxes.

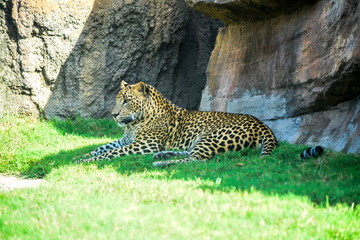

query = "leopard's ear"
[133,81,149,99]
[120,81,128,89]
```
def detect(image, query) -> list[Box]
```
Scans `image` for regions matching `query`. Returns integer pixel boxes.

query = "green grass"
[0,116,359,239]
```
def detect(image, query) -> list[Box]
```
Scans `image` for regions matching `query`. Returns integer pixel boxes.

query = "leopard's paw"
[153,151,176,160]
[152,161,174,168]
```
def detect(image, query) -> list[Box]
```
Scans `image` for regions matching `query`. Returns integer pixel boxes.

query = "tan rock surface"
[190,0,360,153]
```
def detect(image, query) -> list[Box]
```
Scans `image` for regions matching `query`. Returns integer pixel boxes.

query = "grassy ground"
[0,116,359,239]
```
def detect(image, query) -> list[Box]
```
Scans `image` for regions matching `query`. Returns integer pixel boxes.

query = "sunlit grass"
[0,115,122,176]
[0,116,359,239]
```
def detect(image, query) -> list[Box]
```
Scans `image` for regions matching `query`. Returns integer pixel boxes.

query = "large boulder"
[0,0,220,118]
[188,0,360,154]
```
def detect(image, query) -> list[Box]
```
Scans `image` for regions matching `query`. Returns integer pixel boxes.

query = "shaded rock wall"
[186,0,317,24]
[189,0,360,154]
[0,0,220,118]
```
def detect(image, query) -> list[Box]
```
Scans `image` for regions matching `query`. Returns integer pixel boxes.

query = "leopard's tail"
[300,146,324,159]
[260,127,278,156]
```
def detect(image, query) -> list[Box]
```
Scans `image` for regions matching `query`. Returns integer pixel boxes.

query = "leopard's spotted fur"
[76,81,278,167]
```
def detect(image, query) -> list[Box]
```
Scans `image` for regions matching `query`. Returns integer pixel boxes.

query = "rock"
[171,11,221,110]
[0,82,39,117]
[0,0,95,117]
[186,0,317,24]
[0,0,220,118]
[192,0,360,154]
[265,97,360,154]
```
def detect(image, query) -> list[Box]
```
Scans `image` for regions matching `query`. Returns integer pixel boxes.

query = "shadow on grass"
[23,141,360,207]
[48,116,122,139]
[110,145,360,207]
[22,117,360,207]
[21,144,104,178]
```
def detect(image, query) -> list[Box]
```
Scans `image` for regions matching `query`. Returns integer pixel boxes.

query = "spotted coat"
[75,81,278,167]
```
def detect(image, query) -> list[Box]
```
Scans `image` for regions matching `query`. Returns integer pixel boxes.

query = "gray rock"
[0,0,220,118]
[266,97,360,154]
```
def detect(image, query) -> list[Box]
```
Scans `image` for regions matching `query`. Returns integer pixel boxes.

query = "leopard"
[75,81,278,167]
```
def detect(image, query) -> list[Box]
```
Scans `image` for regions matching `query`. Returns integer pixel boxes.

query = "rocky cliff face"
[188,0,360,154]
[0,0,220,118]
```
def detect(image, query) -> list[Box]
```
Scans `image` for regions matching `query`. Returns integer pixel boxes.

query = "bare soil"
[0,175,43,191]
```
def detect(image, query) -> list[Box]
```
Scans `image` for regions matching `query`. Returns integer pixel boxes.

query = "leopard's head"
[111,81,150,127]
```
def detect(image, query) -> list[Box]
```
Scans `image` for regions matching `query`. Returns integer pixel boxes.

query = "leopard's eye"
[123,99,128,104]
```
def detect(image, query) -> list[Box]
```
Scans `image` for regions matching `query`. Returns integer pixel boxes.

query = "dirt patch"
[0,175,43,191]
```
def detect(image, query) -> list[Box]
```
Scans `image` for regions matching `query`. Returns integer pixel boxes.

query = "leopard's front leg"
[152,134,214,167]
[75,140,161,163]
[73,135,134,160]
